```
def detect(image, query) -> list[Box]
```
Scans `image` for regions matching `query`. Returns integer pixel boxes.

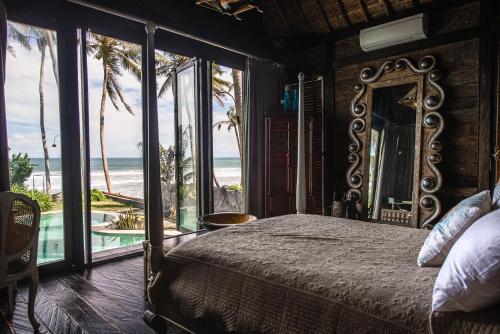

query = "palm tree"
[8,23,59,194]
[155,52,232,188]
[86,34,141,193]
[231,69,244,161]
[155,52,232,104]
[214,106,241,161]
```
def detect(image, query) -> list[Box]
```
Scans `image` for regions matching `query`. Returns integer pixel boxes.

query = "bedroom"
[0,0,499,333]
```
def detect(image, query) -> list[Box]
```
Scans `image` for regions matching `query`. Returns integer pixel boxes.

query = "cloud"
[5,31,241,160]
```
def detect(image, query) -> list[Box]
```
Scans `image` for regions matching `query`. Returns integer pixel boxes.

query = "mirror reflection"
[367,84,417,224]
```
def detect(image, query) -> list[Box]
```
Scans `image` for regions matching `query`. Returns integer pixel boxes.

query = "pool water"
[38,212,145,264]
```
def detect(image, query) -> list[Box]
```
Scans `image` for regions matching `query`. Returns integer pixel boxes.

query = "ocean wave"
[26,166,241,198]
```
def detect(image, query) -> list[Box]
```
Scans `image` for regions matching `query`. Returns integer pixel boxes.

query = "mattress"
[148,214,500,334]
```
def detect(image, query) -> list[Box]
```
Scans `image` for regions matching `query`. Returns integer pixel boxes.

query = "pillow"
[417,190,491,267]
[492,184,500,210]
[432,209,500,312]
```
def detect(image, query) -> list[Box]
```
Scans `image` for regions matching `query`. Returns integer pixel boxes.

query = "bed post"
[145,21,164,275]
[296,72,306,214]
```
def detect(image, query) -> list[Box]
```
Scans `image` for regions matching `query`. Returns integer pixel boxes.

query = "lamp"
[196,0,262,20]
[398,86,418,110]
[52,134,59,148]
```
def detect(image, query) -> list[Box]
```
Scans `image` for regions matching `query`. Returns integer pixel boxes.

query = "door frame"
[174,58,213,232]
[2,14,83,275]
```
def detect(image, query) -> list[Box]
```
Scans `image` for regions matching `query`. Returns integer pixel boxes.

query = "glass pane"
[5,22,64,264]
[85,32,144,257]
[156,50,185,237]
[212,65,243,212]
[177,65,197,231]
[368,83,417,224]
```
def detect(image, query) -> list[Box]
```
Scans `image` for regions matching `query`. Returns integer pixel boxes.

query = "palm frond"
[110,75,135,115]
[105,70,121,111]
[117,46,142,81]
[7,22,33,51]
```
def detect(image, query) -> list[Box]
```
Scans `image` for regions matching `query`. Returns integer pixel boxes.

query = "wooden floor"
[0,256,181,334]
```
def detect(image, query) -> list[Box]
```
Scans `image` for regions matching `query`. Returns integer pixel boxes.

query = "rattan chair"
[0,191,41,331]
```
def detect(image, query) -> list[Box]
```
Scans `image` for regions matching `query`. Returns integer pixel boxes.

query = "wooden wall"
[333,39,480,213]
[280,1,499,216]
[497,39,500,182]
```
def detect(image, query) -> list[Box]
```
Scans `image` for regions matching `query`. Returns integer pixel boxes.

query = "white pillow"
[492,184,500,210]
[432,209,500,312]
[417,190,491,267]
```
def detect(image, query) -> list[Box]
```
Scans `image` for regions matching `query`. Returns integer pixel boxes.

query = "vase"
[292,89,299,112]
[283,88,291,112]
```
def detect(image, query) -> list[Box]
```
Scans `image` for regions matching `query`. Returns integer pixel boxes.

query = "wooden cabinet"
[265,79,324,217]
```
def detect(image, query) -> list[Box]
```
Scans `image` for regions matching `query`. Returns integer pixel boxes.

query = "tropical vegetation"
[6,25,243,215]
[11,184,54,212]
[86,33,142,193]
[8,22,59,194]
[9,153,34,186]
[91,188,107,202]
[115,207,139,230]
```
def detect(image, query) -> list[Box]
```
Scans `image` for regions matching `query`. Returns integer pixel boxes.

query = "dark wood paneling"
[265,80,324,217]
[496,40,500,181]
[333,38,481,212]
[478,0,496,190]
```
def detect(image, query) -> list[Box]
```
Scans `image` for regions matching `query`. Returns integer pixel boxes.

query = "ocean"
[27,157,241,198]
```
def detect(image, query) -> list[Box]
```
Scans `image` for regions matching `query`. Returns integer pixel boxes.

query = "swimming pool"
[38,212,145,264]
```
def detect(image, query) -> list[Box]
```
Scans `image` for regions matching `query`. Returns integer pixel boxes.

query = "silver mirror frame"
[346,55,444,229]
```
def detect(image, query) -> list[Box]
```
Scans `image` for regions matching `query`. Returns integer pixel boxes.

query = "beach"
[28,157,242,198]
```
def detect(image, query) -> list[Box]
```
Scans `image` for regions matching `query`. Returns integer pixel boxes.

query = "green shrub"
[227,184,242,192]
[9,153,33,186]
[115,208,138,230]
[10,184,54,212]
[91,188,107,202]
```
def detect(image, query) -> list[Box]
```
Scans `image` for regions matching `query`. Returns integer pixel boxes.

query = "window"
[5,21,64,264]
[212,65,244,213]
[155,50,185,236]
[84,32,145,257]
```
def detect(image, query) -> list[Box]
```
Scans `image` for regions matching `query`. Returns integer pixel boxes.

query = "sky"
[5,24,240,160]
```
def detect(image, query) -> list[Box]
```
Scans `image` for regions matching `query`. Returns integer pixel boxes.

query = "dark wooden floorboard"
[0,256,179,334]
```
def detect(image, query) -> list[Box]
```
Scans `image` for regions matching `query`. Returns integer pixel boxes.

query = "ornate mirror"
[346,55,444,228]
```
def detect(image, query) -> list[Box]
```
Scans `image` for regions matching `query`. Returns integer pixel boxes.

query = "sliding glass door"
[81,31,145,259]
[175,61,198,231]
[5,21,66,265]
[1,4,244,272]
[211,64,244,213]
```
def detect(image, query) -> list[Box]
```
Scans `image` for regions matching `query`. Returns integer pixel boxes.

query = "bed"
[146,214,500,334]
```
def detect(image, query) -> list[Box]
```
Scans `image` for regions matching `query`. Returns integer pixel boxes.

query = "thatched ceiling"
[194,0,462,51]
[255,0,436,49]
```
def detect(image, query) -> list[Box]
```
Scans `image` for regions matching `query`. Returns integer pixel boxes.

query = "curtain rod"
[66,0,267,60]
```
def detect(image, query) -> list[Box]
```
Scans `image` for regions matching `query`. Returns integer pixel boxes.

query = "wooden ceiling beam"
[337,0,352,27]
[379,0,393,15]
[294,0,314,32]
[274,0,295,34]
[315,0,334,33]
[358,0,370,22]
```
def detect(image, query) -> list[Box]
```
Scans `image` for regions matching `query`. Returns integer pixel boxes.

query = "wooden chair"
[0,191,41,331]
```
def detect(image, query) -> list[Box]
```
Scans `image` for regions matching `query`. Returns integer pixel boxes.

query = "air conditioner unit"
[360,13,428,52]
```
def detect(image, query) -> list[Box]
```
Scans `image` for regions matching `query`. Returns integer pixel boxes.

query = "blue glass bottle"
[283,86,291,112]
[292,89,299,112]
